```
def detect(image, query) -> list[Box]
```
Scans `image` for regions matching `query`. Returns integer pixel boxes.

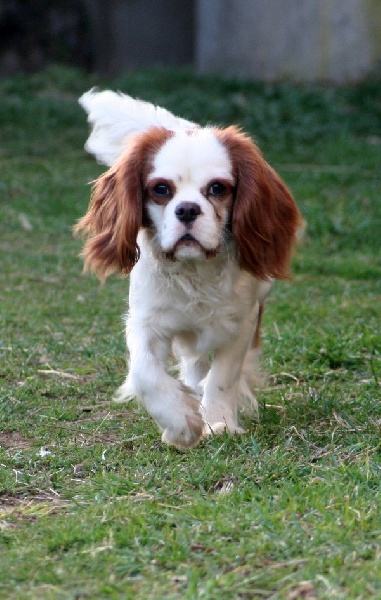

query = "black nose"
[175,202,201,224]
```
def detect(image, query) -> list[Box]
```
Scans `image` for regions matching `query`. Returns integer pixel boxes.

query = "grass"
[0,64,380,599]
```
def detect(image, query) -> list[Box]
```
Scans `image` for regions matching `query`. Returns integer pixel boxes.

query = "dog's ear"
[74,127,172,279]
[73,154,142,279]
[218,126,301,280]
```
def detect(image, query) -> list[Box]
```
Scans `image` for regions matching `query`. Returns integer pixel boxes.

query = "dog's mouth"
[165,234,220,261]
[177,232,199,246]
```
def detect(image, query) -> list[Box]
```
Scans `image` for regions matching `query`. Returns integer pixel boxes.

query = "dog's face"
[144,129,234,260]
[74,126,301,281]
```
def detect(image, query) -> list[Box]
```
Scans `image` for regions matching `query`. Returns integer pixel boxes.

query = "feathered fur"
[79,89,195,166]
[75,90,301,448]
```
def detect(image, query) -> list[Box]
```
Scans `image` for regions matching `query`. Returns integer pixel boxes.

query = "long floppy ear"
[218,126,302,280]
[74,127,172,279]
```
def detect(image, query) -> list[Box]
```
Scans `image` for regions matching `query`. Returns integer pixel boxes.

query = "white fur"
[147,129,233,256]
[117,232,272,447]
[79,89,196,166]
[80,91,274,449]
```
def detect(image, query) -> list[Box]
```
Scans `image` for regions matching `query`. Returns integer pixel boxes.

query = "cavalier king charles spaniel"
[74,89,301,449]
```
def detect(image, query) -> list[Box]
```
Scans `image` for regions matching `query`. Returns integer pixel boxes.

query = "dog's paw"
[202,421,246,437]
[161,412,203,449]
[161,391,204,449]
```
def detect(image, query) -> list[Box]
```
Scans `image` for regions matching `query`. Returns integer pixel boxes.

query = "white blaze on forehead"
[149,128,233,184]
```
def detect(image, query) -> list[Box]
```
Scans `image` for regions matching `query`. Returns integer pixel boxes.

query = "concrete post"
[196,0,381,82]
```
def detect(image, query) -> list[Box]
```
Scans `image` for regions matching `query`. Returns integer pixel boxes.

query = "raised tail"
[79,89,197,166]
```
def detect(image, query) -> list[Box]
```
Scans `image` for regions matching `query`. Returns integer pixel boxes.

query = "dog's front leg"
[201,302,260,435]
[119,327,204,449]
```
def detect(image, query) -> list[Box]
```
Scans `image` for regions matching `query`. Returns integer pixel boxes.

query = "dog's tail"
[79,89,196,166]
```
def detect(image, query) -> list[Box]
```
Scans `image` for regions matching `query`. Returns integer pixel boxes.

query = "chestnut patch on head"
[204,179,234,200]
[202,178,235,223]
[145,178,176,206]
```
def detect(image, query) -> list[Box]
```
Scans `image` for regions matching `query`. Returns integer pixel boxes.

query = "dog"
[74,89,301,449]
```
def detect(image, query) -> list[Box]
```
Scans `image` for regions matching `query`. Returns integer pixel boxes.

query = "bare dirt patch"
[0,492,72,526]
[0,431,32,450]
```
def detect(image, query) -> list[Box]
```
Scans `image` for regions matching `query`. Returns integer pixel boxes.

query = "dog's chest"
[162,273,247,350]
[130,258,258,351]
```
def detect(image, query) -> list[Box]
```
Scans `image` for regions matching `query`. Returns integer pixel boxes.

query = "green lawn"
[0,66,380,599]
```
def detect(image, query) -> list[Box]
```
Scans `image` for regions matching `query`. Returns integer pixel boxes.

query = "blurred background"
[1,0,380,83]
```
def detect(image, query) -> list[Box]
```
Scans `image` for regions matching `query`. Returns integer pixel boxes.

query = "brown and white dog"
[74,90,301,449]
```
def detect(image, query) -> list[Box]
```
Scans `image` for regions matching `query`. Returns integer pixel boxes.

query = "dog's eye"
[208,181,227,196]
[153,183,171,197]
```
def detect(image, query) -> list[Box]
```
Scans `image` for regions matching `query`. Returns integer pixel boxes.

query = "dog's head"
[74,126,301,280]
